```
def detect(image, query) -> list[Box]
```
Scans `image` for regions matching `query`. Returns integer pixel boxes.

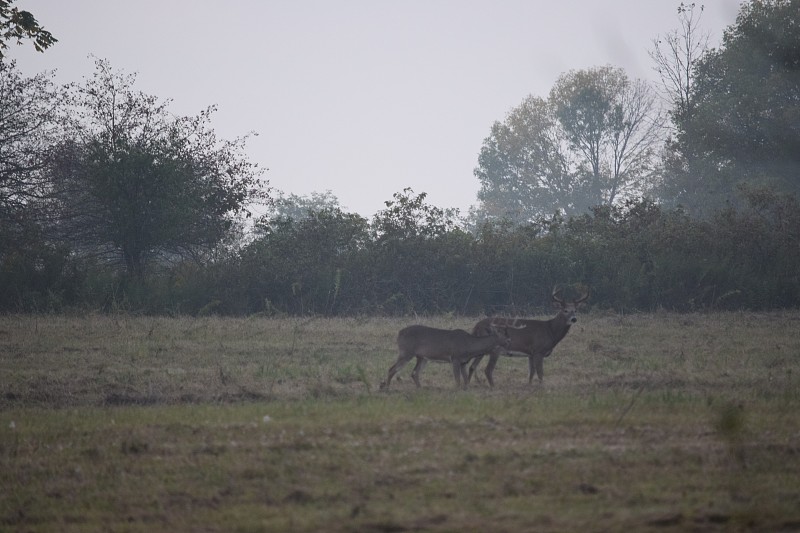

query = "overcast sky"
[9,1,741,218]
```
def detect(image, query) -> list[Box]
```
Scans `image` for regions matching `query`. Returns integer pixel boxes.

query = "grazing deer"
[468,287,589,386]
[380,324,511,390]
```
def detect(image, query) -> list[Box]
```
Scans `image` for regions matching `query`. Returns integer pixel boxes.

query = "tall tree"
[474,66,663,222]
[369,188,466,313]
[372,188,459,241]
[649,3,713,213]
[46,58,268,277]
[550,66,664,209]
[674,0,800,212]
[0,60,67,311]
[243,206,369,314]
[649,2,710,126]
[265,189,342,222]
[0,60,62,216]
[474,96,571,224]
[0,0,56,60]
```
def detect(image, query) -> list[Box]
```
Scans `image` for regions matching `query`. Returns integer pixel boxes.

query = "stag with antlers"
[467,287,589,386]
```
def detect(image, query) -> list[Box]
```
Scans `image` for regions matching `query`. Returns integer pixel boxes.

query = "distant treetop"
[0,0,57,60]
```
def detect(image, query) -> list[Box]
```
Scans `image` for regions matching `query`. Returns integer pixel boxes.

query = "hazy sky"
[9,1,741,218]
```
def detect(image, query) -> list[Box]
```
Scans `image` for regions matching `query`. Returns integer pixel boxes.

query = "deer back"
[474,316,568,355]
[398,325,502,359]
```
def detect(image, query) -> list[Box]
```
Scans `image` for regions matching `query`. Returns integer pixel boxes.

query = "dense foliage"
[659,0,800,215]
[44,59,267,278]
[1,0,798,315]
[0,0,56,59]
[2,186,798,315]
[474,67,663,223]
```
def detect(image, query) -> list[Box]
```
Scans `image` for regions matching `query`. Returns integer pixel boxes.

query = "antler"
[553,285,589,305]
[551,286,565,305]
[574,290,590,304]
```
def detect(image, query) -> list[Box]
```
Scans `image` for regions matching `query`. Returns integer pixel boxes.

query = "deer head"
[552,287,589,324]
[488,324,513,349]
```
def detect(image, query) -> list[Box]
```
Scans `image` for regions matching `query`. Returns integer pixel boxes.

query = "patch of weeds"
[356,364,372,393]
[332,364,372,393]
[660,387,689,405]
[715,402,746,437]
[333,364,359,385]
[120,439,150,455]
[283,489,314,505]
[194,444,227,456]
[105,393,162,406]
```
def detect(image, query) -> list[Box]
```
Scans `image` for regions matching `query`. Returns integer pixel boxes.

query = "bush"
[2,189,798,315]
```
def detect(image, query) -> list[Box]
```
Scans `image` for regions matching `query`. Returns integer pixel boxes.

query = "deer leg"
[528,355,544,384]
[467,355,485,384]
[459,359,472,386]
[484,352,500,387]
[451,359,465,389]
[410,357,428,388]
[382,353,412,389]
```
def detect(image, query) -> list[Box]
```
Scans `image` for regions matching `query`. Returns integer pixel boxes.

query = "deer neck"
[480,334,502,351]
[546,315,571,345]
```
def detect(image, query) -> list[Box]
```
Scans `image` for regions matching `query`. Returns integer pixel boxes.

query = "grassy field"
[1,311,799,532]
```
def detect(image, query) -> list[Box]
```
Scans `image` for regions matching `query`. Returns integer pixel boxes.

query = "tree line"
[1,0,799,315]
[474,1,800,223]
[3,186,798,315]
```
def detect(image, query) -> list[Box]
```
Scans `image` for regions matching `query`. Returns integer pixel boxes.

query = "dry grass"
[1,311,799,531]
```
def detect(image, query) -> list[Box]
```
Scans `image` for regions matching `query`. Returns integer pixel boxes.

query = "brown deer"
[380,324,511,390]
[467,287,588,386]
